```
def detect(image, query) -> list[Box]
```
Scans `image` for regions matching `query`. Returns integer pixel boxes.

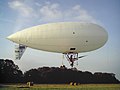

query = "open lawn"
[0,84,120,90]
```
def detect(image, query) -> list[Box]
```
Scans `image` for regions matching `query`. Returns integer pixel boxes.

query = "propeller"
[73,55,87,61]
[78,55,87,59]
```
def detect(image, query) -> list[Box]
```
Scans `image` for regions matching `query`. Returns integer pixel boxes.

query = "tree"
[0,59,23,83]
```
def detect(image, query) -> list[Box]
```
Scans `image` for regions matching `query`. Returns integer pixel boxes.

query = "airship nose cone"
[7,34,14,41]
[7,35,12,40]
[7,33,18,42]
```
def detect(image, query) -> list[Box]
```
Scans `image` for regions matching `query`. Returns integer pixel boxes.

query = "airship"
[7,22,108,67]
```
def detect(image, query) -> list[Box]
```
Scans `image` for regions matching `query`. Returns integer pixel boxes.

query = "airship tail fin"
[15,44,27,60]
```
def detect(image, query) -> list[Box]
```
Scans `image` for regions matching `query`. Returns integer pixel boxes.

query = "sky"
[0,0,120,80]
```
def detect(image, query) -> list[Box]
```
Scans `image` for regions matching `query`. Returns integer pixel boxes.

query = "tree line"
[0,59,119,84]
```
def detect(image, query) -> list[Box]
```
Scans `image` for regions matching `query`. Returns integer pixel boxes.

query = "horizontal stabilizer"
[15,44,27,60]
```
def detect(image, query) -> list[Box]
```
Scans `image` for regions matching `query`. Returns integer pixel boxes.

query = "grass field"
[0,84,120,90]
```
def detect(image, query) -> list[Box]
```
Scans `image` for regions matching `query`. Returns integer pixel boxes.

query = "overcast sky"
[0,0,120,80]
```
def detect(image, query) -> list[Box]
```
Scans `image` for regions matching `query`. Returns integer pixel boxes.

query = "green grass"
[0,84,120,90]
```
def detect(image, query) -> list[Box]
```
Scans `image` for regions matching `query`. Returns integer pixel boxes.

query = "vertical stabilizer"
[15,44,27,60]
